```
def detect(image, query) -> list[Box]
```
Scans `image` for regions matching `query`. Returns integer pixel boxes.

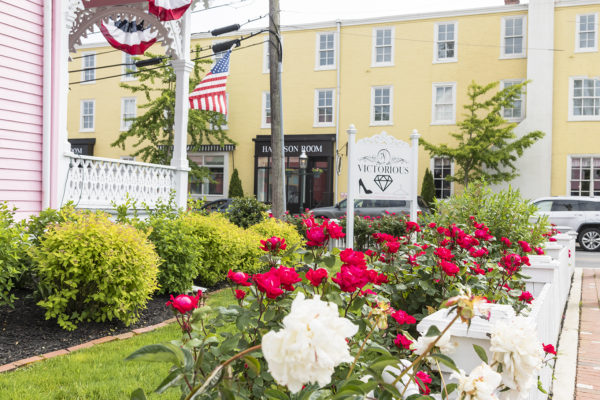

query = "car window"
[551,200,580,212]
[580,201,600,211]
[534,200,552,212]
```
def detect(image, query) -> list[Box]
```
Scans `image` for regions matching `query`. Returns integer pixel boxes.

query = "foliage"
[248,216,303,265]
[111,48,235,180]
[340,212,409,251]
[226,196,269,229]
[420,168,435,207]
[0,203,28,307]
[433,180,549,248]
[30,212,160,330]
[228,168,244,198]
[420,81,545,186]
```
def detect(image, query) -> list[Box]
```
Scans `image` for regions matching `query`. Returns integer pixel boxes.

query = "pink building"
[0,1,196,219]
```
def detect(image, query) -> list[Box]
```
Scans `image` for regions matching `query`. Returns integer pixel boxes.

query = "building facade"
[67,0,600,213]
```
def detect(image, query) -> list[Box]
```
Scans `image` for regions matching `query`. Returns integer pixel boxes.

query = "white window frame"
[315,32,336,70]
[263,39,270,74]
[433,21,458,63]
[81,52,96,84]
[430,157,454,198]
[566,155,600,196]
[569,76,600,121]
[371,27,395,67]
[188,152,229,200]
[431,82,457,125]
[80,99,95,132]
[122,53,137,81]
[500,16,527,59]
[120,97,137,131]
[501,79,526,122]
[314,89,335,127]
[261,91,271,129]
[576,13,598,53]
[370,85,393,126]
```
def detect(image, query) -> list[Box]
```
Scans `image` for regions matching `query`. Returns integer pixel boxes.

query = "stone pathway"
[576,269,600,399]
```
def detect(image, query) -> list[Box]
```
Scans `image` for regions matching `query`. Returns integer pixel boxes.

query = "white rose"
[452,363,502,400]
[261,293,358,393]
[412,330,457,356]
[490,316,543,399]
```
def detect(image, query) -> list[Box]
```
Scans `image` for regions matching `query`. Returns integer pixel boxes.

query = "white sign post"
[346,124,357,249]
[410,129,420,222]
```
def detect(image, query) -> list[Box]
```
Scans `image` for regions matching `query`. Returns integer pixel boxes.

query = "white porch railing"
[62,154,177,210]
[417,236,575,400]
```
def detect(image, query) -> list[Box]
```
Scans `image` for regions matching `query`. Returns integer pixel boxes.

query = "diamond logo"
[374,175,393,192]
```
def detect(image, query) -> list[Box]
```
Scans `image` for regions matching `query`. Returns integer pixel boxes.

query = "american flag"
[189,50,231,114]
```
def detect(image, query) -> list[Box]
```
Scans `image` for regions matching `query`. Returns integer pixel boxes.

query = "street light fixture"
[299,151,308,170]
[299,151,308,213]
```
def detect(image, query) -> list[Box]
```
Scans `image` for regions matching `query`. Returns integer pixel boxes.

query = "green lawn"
[0,289,234,400]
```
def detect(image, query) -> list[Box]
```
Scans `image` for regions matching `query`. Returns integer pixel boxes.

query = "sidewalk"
[576,269,600,399]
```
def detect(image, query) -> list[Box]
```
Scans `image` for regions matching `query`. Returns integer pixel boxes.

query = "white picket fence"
[417,233,576,400]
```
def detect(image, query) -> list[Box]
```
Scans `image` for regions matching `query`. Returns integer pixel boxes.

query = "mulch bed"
[0,290,174,366]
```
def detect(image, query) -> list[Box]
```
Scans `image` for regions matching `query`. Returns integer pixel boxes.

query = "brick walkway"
[576,269,600,399]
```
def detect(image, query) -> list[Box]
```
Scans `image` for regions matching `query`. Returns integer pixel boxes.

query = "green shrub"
[144,213,202,294]
[433,180,549,246]
[226,196,268,228]
[0,203,28,307]
[187,213,263,286]
[421,168,435,207]
[30,212,160,330]
[228,168,244,198]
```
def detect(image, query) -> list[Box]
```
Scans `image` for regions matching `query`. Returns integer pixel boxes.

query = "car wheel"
[579,227,600,251]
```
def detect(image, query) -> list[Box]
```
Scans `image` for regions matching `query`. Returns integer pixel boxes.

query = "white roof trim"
[556,0,600,7]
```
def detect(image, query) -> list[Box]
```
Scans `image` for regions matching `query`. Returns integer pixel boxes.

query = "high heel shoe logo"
[359,179,373,194]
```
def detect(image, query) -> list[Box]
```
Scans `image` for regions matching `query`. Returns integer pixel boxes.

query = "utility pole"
[269,0,286,218]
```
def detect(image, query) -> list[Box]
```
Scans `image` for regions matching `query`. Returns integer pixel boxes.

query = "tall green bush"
[30,212,160,330]
[228,168,244,198]
[0,203,28,307]
[226,196,268,228]
[421,168,435,207]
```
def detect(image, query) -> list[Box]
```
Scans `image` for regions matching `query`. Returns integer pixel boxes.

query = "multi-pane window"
[80,100,94,131]
[577,14,597,51]
[435,22,457,62]
[570,156,600,196]
[188,154,226,196]
[262,92,271,128]
[432,83,456,124]
[263,40,270,73]
[120,98,136,131]
[122,53,137,80]
[82,53,95,83]
[433,157,452,199]
[502,80,525,120]
[572,78,600,118]
[373,28,393,65]
[317,32,335,69]
[502,16,526,57]
[315,89,334,126]
[371,86,392,124]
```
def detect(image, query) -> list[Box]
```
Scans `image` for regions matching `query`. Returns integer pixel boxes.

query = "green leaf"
[472,344,488,364]
[154,368,184,394]
[125,343,186,367]
[537,377,548,394]
[425,325,441,337]
[264,388,289,400]
[220,387,236,400]
[243,355,261,374]
[429,353,460,372]
[130,388,148,400]
[442,383,457,399]
[219,335,240,354]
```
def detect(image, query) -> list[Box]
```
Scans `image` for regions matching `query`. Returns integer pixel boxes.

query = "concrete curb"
[0,317,177,374]
[551,268,582,399]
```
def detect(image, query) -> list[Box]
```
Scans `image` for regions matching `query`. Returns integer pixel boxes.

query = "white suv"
[531,196,600,251]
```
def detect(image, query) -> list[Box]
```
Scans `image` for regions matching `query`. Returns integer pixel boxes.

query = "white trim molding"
[575,12,598,53]
[79,99,95,132]
[433,21,458,63]
[430,156,454,198]
[314,88,336,127]
[431,82,457,125]
[370,85,394,126]
[80,51,96,84]
[568,76,600,121]
[261,91,271,129]
[120,97,137,131]
[371,27,395,67]
[315,31,337,71]
[500,15,527,59]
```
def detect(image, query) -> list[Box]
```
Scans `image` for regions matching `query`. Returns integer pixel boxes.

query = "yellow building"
[67,0,600,213]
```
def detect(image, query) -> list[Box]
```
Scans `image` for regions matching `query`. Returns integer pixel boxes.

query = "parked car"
[310,197,429,219]
[531,196,600,251]
[200,198,233,212]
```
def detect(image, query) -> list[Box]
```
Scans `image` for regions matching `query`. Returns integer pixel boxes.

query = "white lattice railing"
[63,154,178,210]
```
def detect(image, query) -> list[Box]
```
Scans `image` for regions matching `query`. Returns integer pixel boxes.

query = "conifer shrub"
[228,168,244,198]
[0,202,28,307]
[30,212,160,330]
[420,168,435,207]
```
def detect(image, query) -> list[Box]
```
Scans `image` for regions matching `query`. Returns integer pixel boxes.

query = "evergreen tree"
[111,49,234,179]
[421,168,435,206]
[421,81,544,186]
[228,168,244,198]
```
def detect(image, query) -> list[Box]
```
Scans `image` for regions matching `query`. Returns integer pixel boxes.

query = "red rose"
[534,247,544,255]
[373,232,396,243]
[428,222,437,228]
[518,240,532,252]
[253,269,284,299]
[383,240,401,254]
[406,221,421,233]
[228,269,252,286]
[259,236,287,253]
[276,265,301,291]
[325,220,345,239]
[434,247,455,260]
[501,237,512,247]
[340,248,367,268]
[306,226,327,247]
[543,343,557,355]
[415,371,432,394]
[166,292,201,314]
[235,289,247,300]
[390,309,416,325]
[439,260,459,276]
[519,291,534,304]
[393,333,413,350]
[305,268,328,286]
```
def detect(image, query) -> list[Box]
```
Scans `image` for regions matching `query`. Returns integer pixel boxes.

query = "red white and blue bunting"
[100,18,158,55]
[147,0,193,21]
